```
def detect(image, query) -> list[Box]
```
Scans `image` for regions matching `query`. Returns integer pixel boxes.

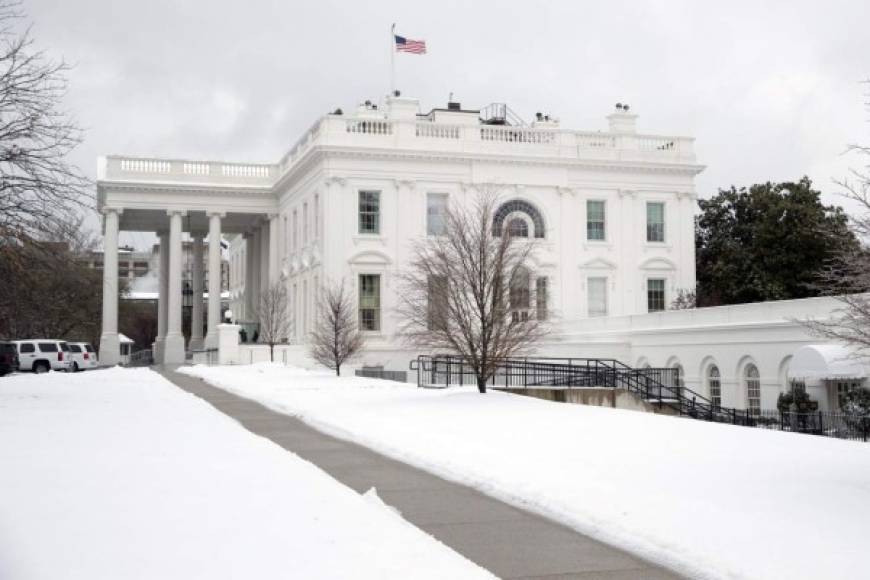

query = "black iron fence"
[410,355,870,442]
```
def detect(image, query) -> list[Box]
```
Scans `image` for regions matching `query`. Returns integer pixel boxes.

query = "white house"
[96,93,867,410]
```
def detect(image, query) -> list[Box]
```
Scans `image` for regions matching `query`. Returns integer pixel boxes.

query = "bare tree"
[309,280,364,376]
[256,280,291,362]
[0,2,90,244]
[802,144,870,355]
[0,215,116,342]
[397,190,549,393]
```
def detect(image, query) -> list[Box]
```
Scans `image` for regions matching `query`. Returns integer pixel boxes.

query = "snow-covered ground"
[182,363,870,580]
[0,368,495,580]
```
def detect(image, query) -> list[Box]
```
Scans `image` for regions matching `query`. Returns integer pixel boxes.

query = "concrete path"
[159,368,683,580]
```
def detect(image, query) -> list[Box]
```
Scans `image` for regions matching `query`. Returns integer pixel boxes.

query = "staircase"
[479,103,527,127]
[411,355,755,426]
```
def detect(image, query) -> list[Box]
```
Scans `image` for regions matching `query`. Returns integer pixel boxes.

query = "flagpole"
[390,23,396,95]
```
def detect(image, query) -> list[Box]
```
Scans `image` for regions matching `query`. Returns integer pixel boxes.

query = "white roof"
[119,333,135,344]
[788,344,870,381]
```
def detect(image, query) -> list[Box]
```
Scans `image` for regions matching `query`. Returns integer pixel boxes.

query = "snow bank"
[0,368,495,580]
[182,362,870,580]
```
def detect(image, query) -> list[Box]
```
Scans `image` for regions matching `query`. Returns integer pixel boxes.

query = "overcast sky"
[24,0,870,248]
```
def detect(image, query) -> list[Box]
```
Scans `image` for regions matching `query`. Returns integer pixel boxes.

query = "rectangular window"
[588,277,608,317]
[647,278,666,312]
[359,191,380,234]
[536,277,548,320]
[647,202,665,242]
[586,200,606,241]
[292,283,297,339]
[314,193,320,241]
[359,274,381,331]
[427,275,448,330]
[292,210,298,251]
[427,193,448,236]
[303,202,309,246]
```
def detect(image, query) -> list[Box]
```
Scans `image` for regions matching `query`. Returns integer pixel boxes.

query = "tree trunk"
[335,364,341,377]
[270,344,274,362]
[477,376,487,394]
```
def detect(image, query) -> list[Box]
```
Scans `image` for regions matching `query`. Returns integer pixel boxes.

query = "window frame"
[587,276,608,317]
[745,364,761,415]
[358,190,381,235]
[708,365,722,408]
[647,278,666,312]
[646,201,665,243]
[426,192,449,237]
[358,274,381,332]
[536,276,548,321]
[586,200,606,241]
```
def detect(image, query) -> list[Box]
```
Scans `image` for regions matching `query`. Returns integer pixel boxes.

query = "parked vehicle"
[68,342,98,371]
[13,340,74,373]
[0,342,19,376]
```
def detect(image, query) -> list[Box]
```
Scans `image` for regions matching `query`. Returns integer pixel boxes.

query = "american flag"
[394,35,427,54]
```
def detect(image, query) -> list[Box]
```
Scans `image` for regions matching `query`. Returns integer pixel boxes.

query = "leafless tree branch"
[396,188,550,393]
[309,279,364,376]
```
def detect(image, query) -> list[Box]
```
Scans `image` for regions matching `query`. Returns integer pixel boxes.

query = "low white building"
[96,93,866,410]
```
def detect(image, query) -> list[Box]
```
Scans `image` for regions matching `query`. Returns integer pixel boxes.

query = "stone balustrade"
[103,114,696,188]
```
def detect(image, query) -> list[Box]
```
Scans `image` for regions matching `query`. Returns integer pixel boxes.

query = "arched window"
[708,365,721,408]
[510,266,530,321]
[672,364,684,393]
[507,218,529,238]
[744,363,761,415]
[493,199,546,238]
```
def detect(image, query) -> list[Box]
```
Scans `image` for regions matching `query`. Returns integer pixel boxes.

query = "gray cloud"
[24,0,870,247]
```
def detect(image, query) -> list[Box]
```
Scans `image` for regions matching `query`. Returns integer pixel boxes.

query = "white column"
[251,226,262,326]
[268,214,280,285]
[98,208,121,366]
[155,231,169,362]
[244,231,255,321]
[163,210,186,364]
[189,233,205,350]
[204,212,223,349]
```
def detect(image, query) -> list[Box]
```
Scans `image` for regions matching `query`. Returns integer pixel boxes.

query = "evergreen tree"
[695,177,858,306]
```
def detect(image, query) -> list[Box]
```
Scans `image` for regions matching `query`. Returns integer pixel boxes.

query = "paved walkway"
[159,368,683,580]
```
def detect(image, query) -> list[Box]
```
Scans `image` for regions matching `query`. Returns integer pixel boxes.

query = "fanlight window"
[507,218,528,238]
[493,199,545,238]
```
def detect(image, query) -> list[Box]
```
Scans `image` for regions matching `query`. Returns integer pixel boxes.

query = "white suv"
[68,342,99,371]
[14,340,74,373]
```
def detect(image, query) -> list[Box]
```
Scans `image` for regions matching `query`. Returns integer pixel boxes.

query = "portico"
[96,157,280,365]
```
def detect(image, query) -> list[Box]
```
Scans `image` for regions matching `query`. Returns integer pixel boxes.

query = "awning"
[788,344,870,381]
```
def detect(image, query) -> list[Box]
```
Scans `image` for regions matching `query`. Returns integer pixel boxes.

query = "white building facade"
[96,94,863,409]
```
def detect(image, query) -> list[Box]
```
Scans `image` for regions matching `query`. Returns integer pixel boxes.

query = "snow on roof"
[788,344,870,380]
[118,333,135,344]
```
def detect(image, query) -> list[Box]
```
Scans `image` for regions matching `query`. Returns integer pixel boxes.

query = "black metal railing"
[190,348,219,365]
[126,349,153,367]
[409,355,870,442]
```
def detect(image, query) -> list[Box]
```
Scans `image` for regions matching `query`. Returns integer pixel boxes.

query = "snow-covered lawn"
[182,363,870,580]
[0,368,495,580]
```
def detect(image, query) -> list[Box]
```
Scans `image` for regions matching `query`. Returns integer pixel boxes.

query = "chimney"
[607,103,637,134]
